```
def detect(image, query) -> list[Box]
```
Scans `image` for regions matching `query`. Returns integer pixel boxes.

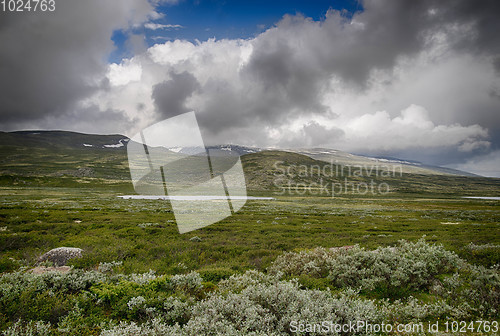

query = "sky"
[0,0,500,177]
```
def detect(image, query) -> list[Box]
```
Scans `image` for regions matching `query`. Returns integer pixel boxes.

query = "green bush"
[0,257,18,273]
[1,241,499,334]
[269,239,499,316]
[198,268,234,283]
[270,238,461,297]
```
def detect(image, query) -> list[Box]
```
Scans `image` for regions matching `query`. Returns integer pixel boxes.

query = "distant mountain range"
[1,130,129,150]
[1,130,499,196]
[0,130,476,177]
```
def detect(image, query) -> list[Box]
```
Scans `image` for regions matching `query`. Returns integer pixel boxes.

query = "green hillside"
[1,131,499,197]
[0,130,498,269]
[0,131,499,334]
[243,150,500,196]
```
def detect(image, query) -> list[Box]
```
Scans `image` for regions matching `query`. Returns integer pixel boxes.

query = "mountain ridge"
[0,130,478,177]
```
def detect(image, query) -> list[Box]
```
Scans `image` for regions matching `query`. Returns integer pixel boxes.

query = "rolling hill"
[1,130,499,196]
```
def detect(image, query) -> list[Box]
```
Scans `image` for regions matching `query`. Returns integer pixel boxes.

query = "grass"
[0,131,499,334]
[0,181,498,274]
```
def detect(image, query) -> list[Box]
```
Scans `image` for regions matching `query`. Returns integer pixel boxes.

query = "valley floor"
[0,183,499,335]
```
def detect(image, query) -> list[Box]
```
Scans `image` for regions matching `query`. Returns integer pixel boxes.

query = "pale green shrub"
[446,264,499,317]
[126,270,157,285]
[170,271,203,293]
[218,270,279,293]
[268,247,338,278]
[162,296,192,323]
[465,242,500,251]
[100,318,181,336]
[97,261,123,273]
[100,271,385,336]
[269,239,461,293]
[127,296,146,311]
[3,320,52,336]
[382,296,468,322]
[0,269,106,300]
[268,238,499,318]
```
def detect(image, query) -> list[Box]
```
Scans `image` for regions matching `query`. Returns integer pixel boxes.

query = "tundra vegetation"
[0,132,499,335]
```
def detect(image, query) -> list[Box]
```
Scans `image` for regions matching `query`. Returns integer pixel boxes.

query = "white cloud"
[10,1,494,172]
[148,11,164,20]
[91,20,497,162]
[340,105,490,152]
[107,60,142,86]
[148,40,197,65]
[150,0,180,4]
[144,23,184,30]
[0,0,153,129]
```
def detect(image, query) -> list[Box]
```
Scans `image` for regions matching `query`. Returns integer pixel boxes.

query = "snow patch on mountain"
[103,138,128,148]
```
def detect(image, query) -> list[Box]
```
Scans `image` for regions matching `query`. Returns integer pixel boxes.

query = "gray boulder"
[38,247,83,266]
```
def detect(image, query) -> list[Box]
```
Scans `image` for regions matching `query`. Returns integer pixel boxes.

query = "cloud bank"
[1,0,499,175]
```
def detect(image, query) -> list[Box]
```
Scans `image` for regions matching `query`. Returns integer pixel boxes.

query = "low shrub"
[1,239,498,334]
[270,238,461,297]
[198,268,234,283]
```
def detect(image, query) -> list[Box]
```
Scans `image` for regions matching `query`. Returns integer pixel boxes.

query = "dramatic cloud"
[0,0,153,128]
[1,0,500,175]
[341,105,490,152]
[152,71,200,118]
[139,1,499,161]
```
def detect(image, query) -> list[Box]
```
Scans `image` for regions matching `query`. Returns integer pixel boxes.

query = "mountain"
[0,130,476,176]
[0,131,131,180]
[286,148,478,177]
[168,144,261,156]
[240,150,500,195]
[2,130,129,149]
[2,130,497,196]
[166,145,477,177]
[162,145,476,177]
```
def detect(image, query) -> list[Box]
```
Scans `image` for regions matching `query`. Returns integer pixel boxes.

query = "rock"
[38,247,83,266]
[30,266,72,274]
[73,167,94,177]
[53,167,94,178]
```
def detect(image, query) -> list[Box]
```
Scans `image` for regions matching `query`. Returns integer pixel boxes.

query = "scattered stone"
[30,266,72,274]
[38,247,83,266]
[189,236,202,242]
[138,222,159,228]
[54,167,94,177]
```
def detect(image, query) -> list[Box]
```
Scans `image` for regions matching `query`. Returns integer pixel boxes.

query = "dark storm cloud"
[276,121,345,148]
[0,0,152,129]
[152,71,200,118]
[493,57,500,75]
[224,0,500,154]
[244,28,327,117]
[246,0,500,90]
[42,104,139,135]
[144,0,499,156]
[436,0,500,54]
[3,0,500,175]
